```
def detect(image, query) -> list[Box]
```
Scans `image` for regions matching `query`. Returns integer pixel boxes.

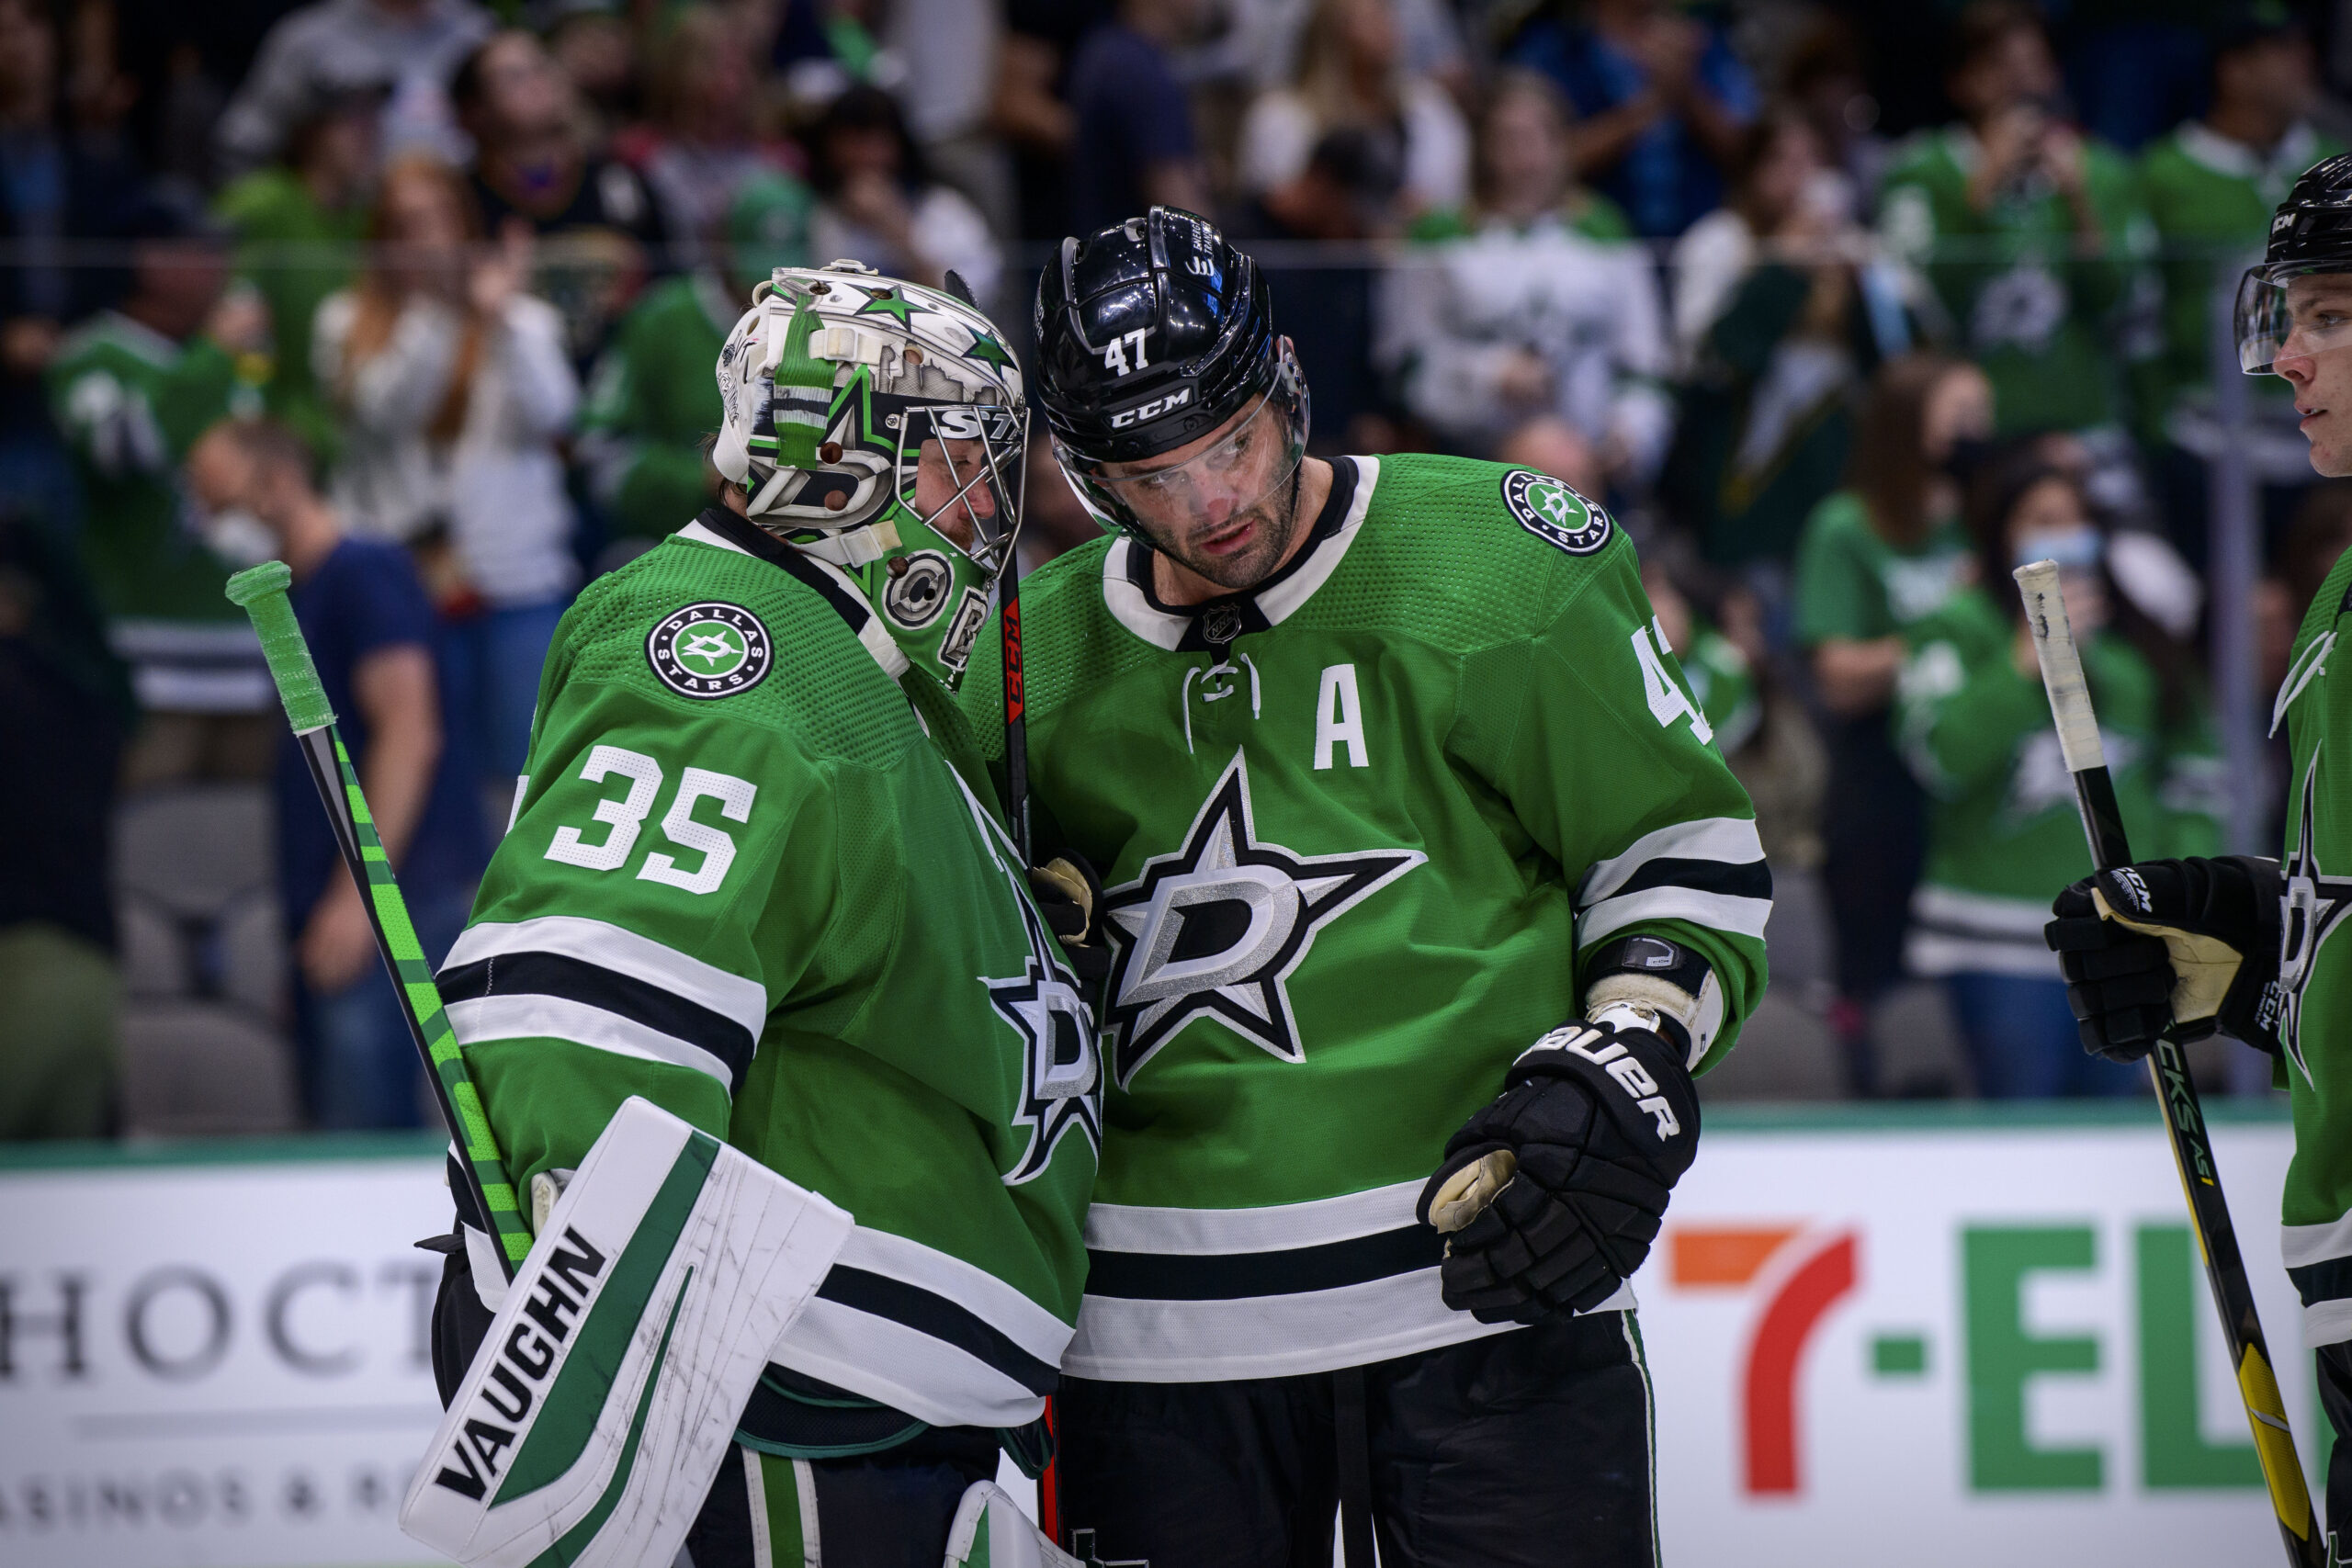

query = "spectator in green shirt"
[1876,1,2148,438]
[1895,448,2218,1097]
[575,172,814,560]
[213,85,381,468]
[1791,352,1991,1093]
[2137,6,2341,571]
[47,193,275,746]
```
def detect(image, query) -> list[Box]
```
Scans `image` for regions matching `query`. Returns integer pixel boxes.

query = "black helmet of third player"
[1034,206,1309,538]
[2238,151,2352,374]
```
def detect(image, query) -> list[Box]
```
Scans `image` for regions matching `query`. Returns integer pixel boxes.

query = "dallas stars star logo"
[943,772,1102,1183]
[986,889,1104,1183]
[2279,746,2352,1085]
[854,284,927,325]
[1100,749,1425,1089]
[679,625,745,671]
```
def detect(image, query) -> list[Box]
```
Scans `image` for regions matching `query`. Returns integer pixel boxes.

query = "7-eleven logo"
[1671,1226,1860,1495]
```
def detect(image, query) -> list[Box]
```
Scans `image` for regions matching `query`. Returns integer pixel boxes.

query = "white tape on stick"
[2014,559,2106,773]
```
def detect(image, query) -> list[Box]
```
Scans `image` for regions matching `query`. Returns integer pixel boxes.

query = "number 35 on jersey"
[535,745,758,897]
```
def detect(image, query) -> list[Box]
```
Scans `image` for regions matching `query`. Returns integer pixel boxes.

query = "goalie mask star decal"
[1101,749,1425,1089]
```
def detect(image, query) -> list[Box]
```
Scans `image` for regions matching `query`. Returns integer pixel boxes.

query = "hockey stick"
[941,267,1034,863]
[227,561,532,1280]
[2015,559,2322,1566]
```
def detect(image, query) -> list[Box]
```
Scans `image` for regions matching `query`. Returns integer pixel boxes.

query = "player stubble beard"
[1143,462,1307,595]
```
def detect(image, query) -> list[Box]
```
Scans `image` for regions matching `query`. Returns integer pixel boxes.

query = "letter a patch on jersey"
[1099,750,1424,1089]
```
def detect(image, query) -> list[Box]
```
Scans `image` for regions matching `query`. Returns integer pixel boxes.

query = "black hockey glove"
[1418,1017,1701,1325]
[2045,856,2285,1062]
[1028,852,1112,986]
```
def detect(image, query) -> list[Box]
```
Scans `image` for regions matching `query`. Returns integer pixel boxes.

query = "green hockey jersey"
[1895,585,2221,976]
[2136,119,2340,443]
[1877,125,2149,434]
[444,506,1099,1429]
[1792,490,1973,649]
[47,310,243,624]
[577,272,733,543]
[214,166,365,464]
[956,454,1770,1382]
[2274,544,2352,1346]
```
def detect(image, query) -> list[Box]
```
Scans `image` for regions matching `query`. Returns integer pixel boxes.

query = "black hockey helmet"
[2236,152,2352,372]
[1034,207,1309,536]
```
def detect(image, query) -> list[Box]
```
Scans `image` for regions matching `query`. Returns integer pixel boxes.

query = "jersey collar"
[1101,456,1378,652]
[678,507,910,679]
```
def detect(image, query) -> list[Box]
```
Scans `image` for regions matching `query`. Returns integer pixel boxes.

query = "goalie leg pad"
[943,1482,1085,1568]
[401,1096,854,1568]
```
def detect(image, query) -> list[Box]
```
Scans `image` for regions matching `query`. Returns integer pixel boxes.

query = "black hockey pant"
[1056,1310,1659,1568]
[428,1239,996,1568]
[2317,1340,2352,1564]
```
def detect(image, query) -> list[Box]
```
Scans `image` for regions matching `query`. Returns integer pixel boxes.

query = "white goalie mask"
[713,260,1028,688]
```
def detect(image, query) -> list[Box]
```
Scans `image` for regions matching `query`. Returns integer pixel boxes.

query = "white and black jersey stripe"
[1903,885,2058,979]
[2284,1213,2352,1349]
[771,1224,1074,1427]
[1066,1180,1629,1382]
[1574,817,1772,949]
[438,916,770,1094]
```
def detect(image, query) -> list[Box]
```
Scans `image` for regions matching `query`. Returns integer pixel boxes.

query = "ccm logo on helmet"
[1110,387,1193,429]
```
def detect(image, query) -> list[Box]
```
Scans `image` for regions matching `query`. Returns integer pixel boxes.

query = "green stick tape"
[226,560,335,733]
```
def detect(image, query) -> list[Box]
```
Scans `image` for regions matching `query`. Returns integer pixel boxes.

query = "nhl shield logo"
[1502,469,1611,556]
[646,602,774,699]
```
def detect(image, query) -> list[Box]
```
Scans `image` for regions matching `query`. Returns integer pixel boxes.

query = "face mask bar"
[891,402,1029,580]
[2235,264,2352,374]
[1057,352,1312,537]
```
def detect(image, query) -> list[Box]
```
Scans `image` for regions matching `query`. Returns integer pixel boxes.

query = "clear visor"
[892,403,1027,577]
[1059,376,1309,536]
[2235,264,2352,374]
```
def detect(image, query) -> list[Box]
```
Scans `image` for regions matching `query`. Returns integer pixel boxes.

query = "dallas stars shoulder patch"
[647,602,774,699]
[1501,468,1611,556]
[1100,748,1425,1089]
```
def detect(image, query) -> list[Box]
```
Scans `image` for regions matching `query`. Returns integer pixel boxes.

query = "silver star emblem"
[681,628,741,668]
[1100,749,1424,1089]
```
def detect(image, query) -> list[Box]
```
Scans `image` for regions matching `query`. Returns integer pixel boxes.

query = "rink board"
[0,1107,2323,1567]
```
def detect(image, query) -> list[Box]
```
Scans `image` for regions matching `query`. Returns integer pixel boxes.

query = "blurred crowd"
[5,0,2352,1137]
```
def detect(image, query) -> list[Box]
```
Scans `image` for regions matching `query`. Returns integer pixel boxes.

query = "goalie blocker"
[402,1096,853,1568]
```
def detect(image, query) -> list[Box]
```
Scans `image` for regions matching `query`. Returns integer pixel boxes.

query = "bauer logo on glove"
[1417,991,1702,1325]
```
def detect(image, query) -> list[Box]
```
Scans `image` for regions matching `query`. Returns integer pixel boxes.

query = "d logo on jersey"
[2280,746,2352,1086]
[986,893,1103,1185]
[945,771,1103,1183]
[1100,749,1424,1089]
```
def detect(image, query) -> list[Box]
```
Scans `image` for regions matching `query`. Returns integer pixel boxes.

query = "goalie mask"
[714,260,1027,689]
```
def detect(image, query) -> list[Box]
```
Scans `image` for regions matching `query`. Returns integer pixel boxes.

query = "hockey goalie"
[405,263,1099,1568]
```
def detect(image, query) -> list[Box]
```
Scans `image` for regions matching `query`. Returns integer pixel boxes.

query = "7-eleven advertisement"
[1638,1108,2323,1566]
[0,1111,2327,1566]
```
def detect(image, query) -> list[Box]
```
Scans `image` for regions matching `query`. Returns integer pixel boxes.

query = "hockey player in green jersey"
[2051,152,2352,1556]
[961,209,1770,1566]
[425,260,1100,1567]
